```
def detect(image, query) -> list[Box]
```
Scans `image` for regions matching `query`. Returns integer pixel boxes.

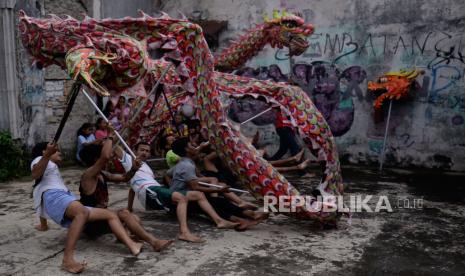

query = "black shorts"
[202,170,239,188]
[84,220,112,239]
[188,195,246,220]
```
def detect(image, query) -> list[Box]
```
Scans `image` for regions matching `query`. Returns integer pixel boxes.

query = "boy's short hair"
[171,138,189,157]
[77,122,94,137]
[134,141,150,151]
[31,142,49,160]
[79,144,103,167]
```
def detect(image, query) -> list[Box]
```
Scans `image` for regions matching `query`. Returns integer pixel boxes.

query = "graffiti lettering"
[359,34,376,57]
[412,32,434,55]
[429,65,462,102]
[393,36,408,56]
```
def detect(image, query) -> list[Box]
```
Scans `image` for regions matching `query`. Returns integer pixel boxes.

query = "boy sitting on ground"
[116,142,239,242]
[79,137,173,252]
[166,138,268,231]
[31,142,143,273]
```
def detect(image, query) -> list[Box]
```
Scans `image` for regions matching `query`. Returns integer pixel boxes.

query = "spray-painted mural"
[113,0,465,170]
[232,62,366,136]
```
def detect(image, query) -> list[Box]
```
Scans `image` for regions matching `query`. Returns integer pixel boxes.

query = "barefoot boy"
[79,137,173,251]
[31,142,143,273]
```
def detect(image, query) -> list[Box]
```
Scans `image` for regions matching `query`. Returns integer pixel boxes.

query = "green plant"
[0,131,29,182]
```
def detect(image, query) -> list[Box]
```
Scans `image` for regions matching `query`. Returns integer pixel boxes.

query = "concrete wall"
[160,0,465,171]
[101,0,154,18]
[8,0,97,159]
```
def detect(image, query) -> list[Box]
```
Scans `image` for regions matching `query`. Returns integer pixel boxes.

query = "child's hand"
[219,185,231,193]
[43,142,58,158]
[106,124,117,141]
[132,159,142,171]
[106,123,115,133]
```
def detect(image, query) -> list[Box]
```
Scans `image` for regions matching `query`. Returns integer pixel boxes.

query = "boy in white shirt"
[31,142,143,273]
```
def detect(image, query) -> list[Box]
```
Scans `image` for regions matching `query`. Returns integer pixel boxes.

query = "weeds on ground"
[0,131,29,182]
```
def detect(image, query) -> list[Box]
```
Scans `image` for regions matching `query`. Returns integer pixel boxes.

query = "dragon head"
[263,10,313,56]
[18,10,82,69]
[367,69,423,110]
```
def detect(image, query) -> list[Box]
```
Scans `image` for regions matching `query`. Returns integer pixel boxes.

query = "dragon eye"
[282,20,297,28]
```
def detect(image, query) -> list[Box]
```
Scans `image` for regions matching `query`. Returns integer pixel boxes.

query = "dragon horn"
[263,12,269,22]
[407,69,425,79]
[138,10,152,19]
[63,14,77,21]
[159,11,171,19]
[406,70,418,78]
[176,10,187,20]
[47,13,61,20]
[273,9,279,19]
[82,13,95,21]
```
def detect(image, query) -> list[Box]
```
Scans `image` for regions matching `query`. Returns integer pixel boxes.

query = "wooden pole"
[379,100,393,172]
[53,83,81,142]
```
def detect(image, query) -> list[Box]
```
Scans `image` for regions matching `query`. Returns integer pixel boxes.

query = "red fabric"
[112,158,125,174]
[275,111,293,129]
[95,129,108,139]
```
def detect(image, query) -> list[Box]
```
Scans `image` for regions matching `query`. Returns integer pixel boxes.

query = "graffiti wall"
[158,0,465,170]
[13,0,105,154]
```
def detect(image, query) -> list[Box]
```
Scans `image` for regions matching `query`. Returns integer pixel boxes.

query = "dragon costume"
[215,9,312,71]
[368,69,423,112]
[19,10,344,224]
[127,10,313,144]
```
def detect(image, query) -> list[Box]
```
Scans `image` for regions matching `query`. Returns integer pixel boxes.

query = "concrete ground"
[0,165,464,276]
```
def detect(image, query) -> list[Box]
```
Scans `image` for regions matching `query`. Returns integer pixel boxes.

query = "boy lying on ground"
[31,142,143,273]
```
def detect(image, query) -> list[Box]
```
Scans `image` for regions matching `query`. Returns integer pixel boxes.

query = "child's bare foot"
[298,159,311,170]
[238,201,258,210]
[235,219,260,231]
[302,172,316,178]
[252,212,270,222]
[294,149,305,162]
[216,220,240,229]
[178,233,204,243]
[62,259,87,274]
[35,224,49,231]
[130,242,144,256]
[151,239,174,252]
